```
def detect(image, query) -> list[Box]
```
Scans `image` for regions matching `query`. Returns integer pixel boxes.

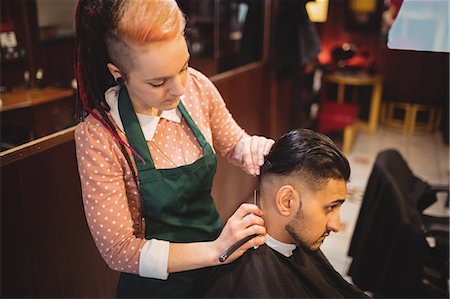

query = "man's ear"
[275,185,298,216]
[107,63,123,81]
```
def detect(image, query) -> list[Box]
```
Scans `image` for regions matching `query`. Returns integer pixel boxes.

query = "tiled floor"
[321,126,450,282]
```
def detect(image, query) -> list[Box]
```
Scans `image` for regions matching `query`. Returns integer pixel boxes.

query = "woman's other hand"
[241,136,274,176]
[212,203,266,264]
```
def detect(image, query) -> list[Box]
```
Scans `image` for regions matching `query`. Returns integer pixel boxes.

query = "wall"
[211,63,270,219]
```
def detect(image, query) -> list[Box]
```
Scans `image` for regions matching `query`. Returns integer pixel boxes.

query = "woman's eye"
[150,81,165,88]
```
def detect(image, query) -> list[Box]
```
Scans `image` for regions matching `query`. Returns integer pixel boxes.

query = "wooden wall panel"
[1,140,118,298]
[1,163,35,298]
[211,64,270,220]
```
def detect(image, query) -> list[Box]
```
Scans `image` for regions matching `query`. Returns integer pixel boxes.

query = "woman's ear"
[275,185,298,216]
[107,63,123,81]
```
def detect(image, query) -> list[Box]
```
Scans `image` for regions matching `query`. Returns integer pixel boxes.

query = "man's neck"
[265,234,296,257]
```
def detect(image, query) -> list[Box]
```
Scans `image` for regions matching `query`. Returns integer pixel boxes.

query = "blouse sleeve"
[74,118,169,279]
[200,75,250,166]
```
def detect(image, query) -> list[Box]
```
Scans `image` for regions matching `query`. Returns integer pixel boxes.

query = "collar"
[265,234,297,257]
[104,85,182,141]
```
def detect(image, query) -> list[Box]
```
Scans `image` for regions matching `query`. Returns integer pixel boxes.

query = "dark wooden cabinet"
[0,87,76,150]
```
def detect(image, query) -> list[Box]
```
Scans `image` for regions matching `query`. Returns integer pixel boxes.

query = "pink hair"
[75,0,185,165]
[116,0,185,45]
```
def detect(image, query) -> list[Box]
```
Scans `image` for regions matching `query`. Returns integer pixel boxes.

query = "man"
[201,129,369,298]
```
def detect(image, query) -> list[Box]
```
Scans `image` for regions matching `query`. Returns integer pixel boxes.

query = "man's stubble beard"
[285,206,329,252]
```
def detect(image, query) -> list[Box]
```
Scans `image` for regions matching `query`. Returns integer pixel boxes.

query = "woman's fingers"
[232,202,263,218]
[241,212,265,228]
[218,203,265,245]
[214,202,267,264]
[250,136,261,171]
[241,139,254,175]
[263,138,275,156]
[241,136,275,176]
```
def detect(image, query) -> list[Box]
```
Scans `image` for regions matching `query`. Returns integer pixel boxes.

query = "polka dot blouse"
[74,68,249,278]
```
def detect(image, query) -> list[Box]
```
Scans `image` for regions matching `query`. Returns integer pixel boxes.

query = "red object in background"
[318,43,372,71]
[390,0,404,19]
[0,22,15,33]
[318,102,359,133]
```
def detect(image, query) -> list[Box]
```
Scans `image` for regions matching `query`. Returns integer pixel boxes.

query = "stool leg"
[435,108,442,130]
[408,104,417,134]
[426,107,438,133]
[342,124,356,155]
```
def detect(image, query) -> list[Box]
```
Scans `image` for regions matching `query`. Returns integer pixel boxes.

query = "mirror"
[387,0,449,53]
[178,0,264,76]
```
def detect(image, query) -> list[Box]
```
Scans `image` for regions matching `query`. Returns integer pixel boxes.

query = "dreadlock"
[74,0,186,188]
[74,0,139,188]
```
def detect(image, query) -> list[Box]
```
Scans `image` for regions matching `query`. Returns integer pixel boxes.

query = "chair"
[347,149,449,298]
[317,99,359,155]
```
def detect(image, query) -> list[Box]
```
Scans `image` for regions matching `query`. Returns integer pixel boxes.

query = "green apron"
[116,87,221,298]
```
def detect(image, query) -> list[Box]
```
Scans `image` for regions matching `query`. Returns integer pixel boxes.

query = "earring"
[116,77,124,86]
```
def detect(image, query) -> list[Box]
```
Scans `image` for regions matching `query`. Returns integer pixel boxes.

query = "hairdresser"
[74,0,273,297]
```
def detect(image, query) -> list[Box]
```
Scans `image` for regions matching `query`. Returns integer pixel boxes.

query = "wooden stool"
[318,102,359,155]
[409,104,441,134]
[381,101,441,134]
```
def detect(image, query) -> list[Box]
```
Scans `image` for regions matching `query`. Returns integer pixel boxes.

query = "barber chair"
[347,149,449,298]
[317,101,359,155]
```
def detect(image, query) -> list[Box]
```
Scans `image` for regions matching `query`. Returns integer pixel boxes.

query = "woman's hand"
[241,136,275,176]
[212,203,266,265]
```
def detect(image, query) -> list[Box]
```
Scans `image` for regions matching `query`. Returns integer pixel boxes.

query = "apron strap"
[118,86,155,170]
[118,87,212,170]
[177,101,209,150]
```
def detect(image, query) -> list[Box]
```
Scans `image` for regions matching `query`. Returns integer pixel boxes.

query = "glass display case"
[178,0,264,76]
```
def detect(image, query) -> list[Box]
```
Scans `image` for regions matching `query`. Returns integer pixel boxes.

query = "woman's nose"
[168,74,186,97]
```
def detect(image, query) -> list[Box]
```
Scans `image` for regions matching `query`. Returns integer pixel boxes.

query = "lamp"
[306,0,329,23]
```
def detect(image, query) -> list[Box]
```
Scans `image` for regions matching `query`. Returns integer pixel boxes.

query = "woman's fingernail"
[258,160,264,166]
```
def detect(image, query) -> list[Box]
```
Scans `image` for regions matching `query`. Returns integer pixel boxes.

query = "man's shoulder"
[200,245,296,298]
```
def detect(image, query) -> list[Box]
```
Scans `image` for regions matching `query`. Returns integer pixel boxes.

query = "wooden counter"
[0,86,76,150]
[0,86,74,112]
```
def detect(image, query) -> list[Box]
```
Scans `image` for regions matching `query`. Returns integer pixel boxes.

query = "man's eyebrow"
[148,56,190,81]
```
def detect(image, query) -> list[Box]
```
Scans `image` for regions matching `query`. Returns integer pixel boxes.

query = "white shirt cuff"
[139,239,170,280]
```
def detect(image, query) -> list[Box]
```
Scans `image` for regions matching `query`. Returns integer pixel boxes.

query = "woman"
[74,0,273,297]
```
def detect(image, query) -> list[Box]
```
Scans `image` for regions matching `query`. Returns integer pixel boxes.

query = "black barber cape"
[201,244,369,298]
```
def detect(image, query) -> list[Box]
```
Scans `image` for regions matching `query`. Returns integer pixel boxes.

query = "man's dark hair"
[259,129,350,191]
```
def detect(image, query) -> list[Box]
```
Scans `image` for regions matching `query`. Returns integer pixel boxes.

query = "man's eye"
[326,205,337,212]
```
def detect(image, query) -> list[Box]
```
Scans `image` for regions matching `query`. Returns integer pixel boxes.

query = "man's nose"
[327,212,341,233]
